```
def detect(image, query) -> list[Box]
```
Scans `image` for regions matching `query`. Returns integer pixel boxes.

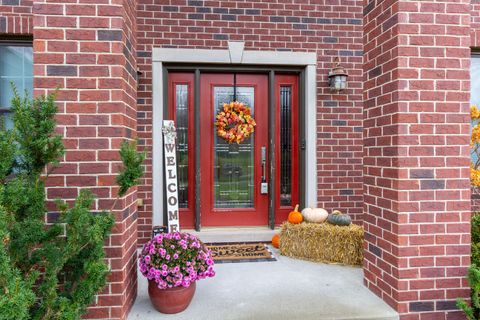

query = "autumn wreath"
[215,101,256,144]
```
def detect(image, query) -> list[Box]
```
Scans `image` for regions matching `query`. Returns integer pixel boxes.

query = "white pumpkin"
[301,207,329,223]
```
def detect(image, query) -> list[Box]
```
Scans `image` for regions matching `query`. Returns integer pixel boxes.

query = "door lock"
[261,182,268,194]
[260,146,268,194]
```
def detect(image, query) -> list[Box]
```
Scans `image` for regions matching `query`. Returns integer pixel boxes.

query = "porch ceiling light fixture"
[328,57,348,93]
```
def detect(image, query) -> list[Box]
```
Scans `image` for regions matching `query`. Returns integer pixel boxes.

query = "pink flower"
[139,232,215,288]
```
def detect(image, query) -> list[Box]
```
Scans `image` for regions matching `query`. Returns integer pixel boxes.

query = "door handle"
[261,146,266,182]
[260,146,268,194]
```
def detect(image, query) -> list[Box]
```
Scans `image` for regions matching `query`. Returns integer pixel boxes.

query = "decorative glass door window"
[213,87,255,209]
[280,86,292,206]
[275,74,299,225]
[168,73,195,229]
[175,84,189,208]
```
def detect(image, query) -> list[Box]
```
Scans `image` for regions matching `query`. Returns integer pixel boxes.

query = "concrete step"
[183,227,279,243]
[129,248,399,320]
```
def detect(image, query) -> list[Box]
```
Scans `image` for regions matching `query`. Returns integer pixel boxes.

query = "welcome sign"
[162,120,180,232]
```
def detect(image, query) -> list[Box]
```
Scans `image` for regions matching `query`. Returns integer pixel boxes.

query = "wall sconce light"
[328,57,348,93]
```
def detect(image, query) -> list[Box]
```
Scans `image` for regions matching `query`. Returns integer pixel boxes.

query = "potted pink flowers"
[139,232,215,314]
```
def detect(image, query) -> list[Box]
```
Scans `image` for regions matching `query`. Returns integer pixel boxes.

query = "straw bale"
[279,222,364,266]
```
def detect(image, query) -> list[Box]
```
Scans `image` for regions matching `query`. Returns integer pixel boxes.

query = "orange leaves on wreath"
[215,101,256,144]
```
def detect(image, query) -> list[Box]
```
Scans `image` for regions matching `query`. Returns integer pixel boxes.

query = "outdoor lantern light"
[328,57,348,93]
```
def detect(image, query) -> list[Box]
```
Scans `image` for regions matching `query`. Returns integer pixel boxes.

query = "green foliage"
[116,140,146,197]
[30,190,114,320]
[473,213,480,265]
[10,87,64,176]
[0,88,144,320]
[0,206,36,320]
[458,213,480,319]
[0,122,15,181]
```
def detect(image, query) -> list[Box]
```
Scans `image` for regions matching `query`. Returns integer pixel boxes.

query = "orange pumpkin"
[271,234,280,248]
[287,204,303,224]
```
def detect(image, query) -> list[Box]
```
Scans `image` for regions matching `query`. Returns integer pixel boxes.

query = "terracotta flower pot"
[148,280,196,314]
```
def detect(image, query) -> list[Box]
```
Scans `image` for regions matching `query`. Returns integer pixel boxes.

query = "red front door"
[168,72,299,229]
[200,74,269,226]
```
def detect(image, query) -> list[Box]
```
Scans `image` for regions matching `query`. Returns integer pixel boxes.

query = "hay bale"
[279,222,364,266]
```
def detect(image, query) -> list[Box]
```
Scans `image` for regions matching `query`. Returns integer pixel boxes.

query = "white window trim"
[152,43,317,227]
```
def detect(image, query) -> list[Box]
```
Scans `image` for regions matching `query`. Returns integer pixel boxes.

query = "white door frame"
[152,43,317,227]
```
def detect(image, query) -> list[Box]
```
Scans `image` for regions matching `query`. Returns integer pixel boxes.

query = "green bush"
[458,213,480,319]
[0,88,145,320]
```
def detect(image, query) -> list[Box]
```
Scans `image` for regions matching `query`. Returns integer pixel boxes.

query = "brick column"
[363,1,471,319]
[33,1,138,319]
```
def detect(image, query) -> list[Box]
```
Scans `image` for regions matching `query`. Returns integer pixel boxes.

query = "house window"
[472,54,480,166]
[473,55,480,106]
[0,43,33,129]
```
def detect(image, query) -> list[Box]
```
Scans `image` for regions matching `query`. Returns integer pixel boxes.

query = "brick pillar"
[33,1,138,319]
[363,1,471,319]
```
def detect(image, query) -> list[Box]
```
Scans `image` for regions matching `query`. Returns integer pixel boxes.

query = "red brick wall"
[31,0,138,319]
[136,0,365,244]
[0,0,32,34]
[0,0,478,319]
[363,1,471,319]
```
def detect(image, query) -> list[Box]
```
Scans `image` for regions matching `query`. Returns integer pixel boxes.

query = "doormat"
[206,242,276,264]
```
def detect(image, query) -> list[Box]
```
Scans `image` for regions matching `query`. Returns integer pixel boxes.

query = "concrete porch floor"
[128,247,398,320]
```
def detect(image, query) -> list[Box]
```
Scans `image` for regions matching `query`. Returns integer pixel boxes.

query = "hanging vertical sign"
[162,120,180,232]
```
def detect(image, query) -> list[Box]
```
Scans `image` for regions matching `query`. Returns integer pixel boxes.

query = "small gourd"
[288,204,303,224]
[302,207,328,223]
[327,210,352,226]
[271,234,280,249]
